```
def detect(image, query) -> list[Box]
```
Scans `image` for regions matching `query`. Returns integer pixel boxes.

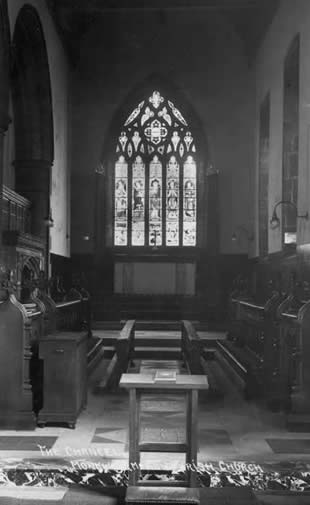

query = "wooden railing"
[97,320,136,392]
[2,185,31,233]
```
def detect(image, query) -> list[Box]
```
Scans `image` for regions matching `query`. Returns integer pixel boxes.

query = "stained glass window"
[114,90,197,247]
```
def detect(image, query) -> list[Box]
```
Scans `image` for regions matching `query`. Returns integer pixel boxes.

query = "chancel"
[2,1,310,504]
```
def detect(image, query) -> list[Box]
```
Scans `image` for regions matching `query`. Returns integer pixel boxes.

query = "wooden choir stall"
[228,275,310,427]
[276,288,310,429]
[0,270,91,430]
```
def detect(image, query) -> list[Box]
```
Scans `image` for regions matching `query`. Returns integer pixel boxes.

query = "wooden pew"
[181,320,203,374]
[37,286,91,428]
[276,291,310,428]
[54,287,91,335]
[223,291,283,405]
[0,291,38,429]
[95,320,136,392]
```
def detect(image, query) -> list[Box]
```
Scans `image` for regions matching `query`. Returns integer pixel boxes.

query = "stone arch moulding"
[95,73,217,255]
[0,0,11,130]
[11,4,54,239]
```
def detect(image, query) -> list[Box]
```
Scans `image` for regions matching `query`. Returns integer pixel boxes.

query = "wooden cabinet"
[38,331,87,428]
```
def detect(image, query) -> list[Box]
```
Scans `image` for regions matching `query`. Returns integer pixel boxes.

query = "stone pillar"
[0,0,10,263]
[0,119,10,265]
[13,159,52,239]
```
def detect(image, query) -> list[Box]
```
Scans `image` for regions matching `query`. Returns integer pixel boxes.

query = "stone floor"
[1,330,310,503]
[0,342,309,466]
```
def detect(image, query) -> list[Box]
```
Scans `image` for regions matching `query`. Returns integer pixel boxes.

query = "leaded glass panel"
[149,155,162,246]
[132,156,145,246]
[114,156,128,246]
[183,156,196,246]
[166,156,179,246]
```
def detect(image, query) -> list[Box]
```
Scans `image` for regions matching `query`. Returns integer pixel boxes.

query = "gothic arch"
[11,5,54,238]
[95,75,213,254]
[11,4,54,163]
[0,0,10,129]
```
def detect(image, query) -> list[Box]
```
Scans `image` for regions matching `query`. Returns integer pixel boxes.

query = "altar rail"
[2,185,31,233]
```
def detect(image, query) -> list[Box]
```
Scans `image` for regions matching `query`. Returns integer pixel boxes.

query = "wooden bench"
[95,320,136,392]
[181,320,203,374]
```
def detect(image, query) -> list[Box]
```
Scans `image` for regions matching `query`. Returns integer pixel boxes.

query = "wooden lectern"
[120,373,208,489]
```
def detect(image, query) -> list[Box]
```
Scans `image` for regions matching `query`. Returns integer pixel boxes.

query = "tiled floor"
[0,348,309,471]
[1,327,310,474]
[1,332,310,504]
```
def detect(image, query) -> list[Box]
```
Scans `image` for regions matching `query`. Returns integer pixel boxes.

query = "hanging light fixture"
[43,211,54,228]
[270,200,308,228]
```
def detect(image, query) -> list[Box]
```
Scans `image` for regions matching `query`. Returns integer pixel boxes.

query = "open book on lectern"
[154,370,177,382]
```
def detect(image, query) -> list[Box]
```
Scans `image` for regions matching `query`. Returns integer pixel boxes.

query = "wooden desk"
[120,373,209,487]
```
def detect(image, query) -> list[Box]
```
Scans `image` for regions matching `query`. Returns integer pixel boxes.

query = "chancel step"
[139,442,187,452]
[133,346,182,360]
[125,486,200,503]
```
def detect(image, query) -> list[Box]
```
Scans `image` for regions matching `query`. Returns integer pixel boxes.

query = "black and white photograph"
[1,1,310,504]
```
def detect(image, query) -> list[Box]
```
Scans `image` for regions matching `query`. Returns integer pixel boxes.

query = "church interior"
[2,0,310,503]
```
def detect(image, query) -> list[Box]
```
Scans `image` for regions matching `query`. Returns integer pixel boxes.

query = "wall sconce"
[270,200,308,229]
[43,212,54,228]
[232,226,254,243]
[83,234,90,241]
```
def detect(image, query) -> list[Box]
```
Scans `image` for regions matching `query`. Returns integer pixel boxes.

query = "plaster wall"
[254,0,310,256]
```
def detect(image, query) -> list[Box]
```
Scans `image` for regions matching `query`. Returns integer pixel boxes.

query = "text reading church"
[2,1,310,504]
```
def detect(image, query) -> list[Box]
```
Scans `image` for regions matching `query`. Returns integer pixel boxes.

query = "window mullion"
[179,156,184,247]
[162,159,167,247]
[128,161,133,247]
[145,160,150,246]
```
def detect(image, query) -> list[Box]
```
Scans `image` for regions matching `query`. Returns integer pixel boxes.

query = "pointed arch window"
[114,91,197,247]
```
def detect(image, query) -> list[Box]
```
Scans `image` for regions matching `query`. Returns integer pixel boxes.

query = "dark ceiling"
[46,0,280,65]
